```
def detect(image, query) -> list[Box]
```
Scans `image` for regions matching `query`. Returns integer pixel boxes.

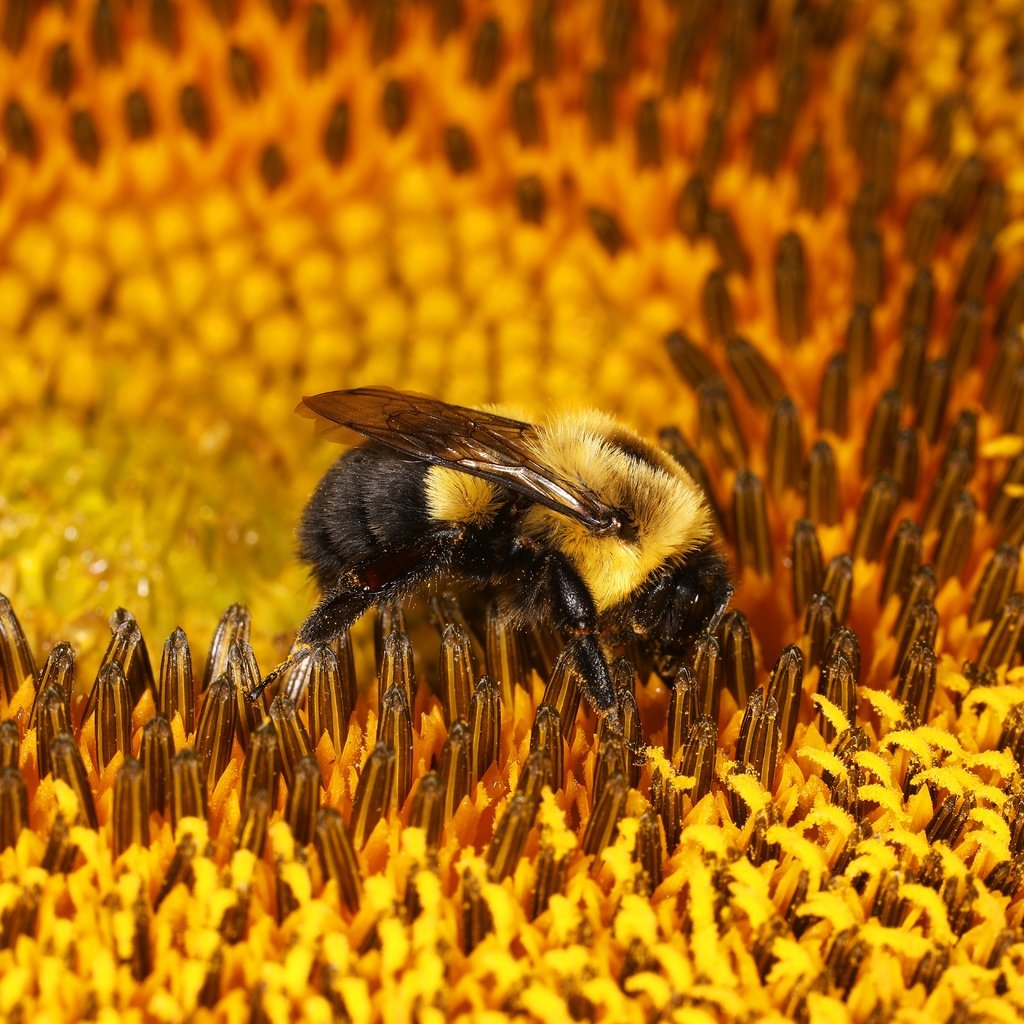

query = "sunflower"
[1,0,1023,1020]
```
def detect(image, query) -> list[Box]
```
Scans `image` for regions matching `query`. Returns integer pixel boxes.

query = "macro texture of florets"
[1,1,1024,1021]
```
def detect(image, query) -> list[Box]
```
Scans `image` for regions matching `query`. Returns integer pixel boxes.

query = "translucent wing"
[298,386,621,533]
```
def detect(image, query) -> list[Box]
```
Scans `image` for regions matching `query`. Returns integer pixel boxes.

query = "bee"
[287,386,731,727]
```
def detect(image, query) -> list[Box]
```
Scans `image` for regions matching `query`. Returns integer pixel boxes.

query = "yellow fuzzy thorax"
[424,464,504,526]
[522,410,713,611]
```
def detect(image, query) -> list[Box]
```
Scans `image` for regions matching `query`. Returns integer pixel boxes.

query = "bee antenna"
[247,645,313,702]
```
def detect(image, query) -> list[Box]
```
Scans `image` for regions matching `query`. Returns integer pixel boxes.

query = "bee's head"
[628,544,733,677]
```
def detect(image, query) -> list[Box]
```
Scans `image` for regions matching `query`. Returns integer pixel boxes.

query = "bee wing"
[298,386,621,533]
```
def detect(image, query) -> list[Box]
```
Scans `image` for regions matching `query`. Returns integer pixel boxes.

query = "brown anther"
[586,65,614,145]
[486,794,539,882]
[791,520,823,617]
[440,720,472,821]
[588,207,626,257]
[995,272,1024,337]
[581,772,627,855]
[933,491,976,585]
[303,3,328,76]
[529,705,565,792]
[382,79,408,135]
[767,396,804,498]
[228,46,260,103]
[306,645,350,754]
[350,742,395,848]
[896,641,937,723]
[697,113,725,181]
[112,759,149,856]
[775,233,809,346]
[718,610,755,706]
[260,144,288,190]
[778,64,808,143]
[195,675,236,791]
[541,645,583,740]
[923,448,971,535]
[819,653,857,740]
[234,789,270,856]
[170,748,207,831]
[240,721,280,813]
[676,176,708,241]
[823,554,853,624]
[944,154,985,229]
[752,113,782,177]
[889,554,933,633]
[678,717,717,803]
[0,767,28,850]
[844,303,874,383]
[140,715,173,817]
[408,772,443,851]
[705,209,750,276]
[768,644,803,749]
[379,628,414,710]
[324,101,349,166]
[727,336,785,411]
[0,720,18,771]
[926,792,974,846]
[51,733,98,828]
[517,749,552,804]
[3,100,35,159]
[49,41,73,98]
[634,809,663,895]
[150,0,179,52]
[268,696,314,787]
[227,642,264,750]
[956,235,996,304]
[444,125,476,174]
[852,474,901,562]
[204,605,250,692]
[123,88,151,140]
[70,109,100,166]
[891,429,920,502]
[159,628,194,735]
[531,843,568,918]
[612,663,643,787]
[378,686,412,808]
[314,808,361,912]
[369,0,398,63]
[970,545,1020,626]
[803,592,836,673]
[702,270,736,342]
[461,870,493,953]
[733,470,772,575]
[692,632,723,723]
[0,595,37,708]
[807,440,839,527]
[896,601,939,673]
[30,642,74,727]
[977,594,1024,672]
[511,77,542,148]
[902,268,935,338]
[667,330,717,390]
[818,354,849,437]
[92,0,119,64]
[798,140,827,214]
[470,675,501,782]
[997,708,1024,768]
[485,602,526,709]
[593,734,626,810]
[530,0,555,77]
[852,229,884,307]
[36,685,71,781]
[635,97,661,169]
[862,389,901,478]
[285,756,321,845]
[987,332,1024,421]
[94,663,131,773]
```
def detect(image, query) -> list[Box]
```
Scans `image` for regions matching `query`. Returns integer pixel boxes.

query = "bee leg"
[298,532,463,647]
[548,556,622,734]
[297,576,375,647]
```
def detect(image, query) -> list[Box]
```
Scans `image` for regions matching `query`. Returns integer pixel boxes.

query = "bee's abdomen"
[298,445,432,591]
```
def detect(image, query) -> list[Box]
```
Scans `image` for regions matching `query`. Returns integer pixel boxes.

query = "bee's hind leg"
[298,574,375,647]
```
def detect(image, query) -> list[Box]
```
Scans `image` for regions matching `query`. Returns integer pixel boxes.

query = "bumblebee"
[292,386,731,726]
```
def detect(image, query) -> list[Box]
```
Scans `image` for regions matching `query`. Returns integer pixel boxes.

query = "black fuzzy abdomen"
[298,445,432,591]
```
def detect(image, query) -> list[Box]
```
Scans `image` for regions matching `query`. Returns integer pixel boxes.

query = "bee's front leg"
[547,555,621,735]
